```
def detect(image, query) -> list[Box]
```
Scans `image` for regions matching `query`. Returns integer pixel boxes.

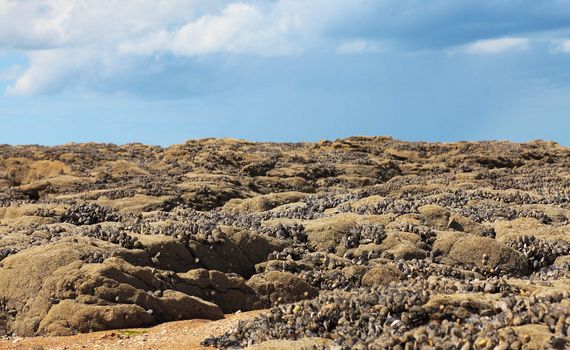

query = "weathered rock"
[302,214,389,254]
[188,238,258,279]
[361,264,403,286]
[418,205,451,230]
[498,325,554,349]
[38,301,153,336]
[0,239,223,336]
[132,234,197,272]
[223,192,307,213]
[554,255,570,266]
[247,271,318,307]
[222,227,289,266]
[176,269,260,313]
[1,137,570,347]
[446,213,492,236]
[423,293,502,321]
[433,232,529,275]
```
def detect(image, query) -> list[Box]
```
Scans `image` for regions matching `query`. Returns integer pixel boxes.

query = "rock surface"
[0,137,569,349]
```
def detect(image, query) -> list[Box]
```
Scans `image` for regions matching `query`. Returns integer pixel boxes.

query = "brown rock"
[418,205,451,230]
[38,301,153,336]
[433,232,529,275]
[0,239,223,336]
[362,264,403,286]
[222,192,307,213]
[247,271,318,307]
[176,269,259,313]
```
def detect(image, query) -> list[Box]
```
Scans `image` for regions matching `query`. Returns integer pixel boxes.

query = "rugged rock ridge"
[0,137,569,349]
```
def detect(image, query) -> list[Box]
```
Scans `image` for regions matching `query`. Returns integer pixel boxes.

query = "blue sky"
[1,0,570,145]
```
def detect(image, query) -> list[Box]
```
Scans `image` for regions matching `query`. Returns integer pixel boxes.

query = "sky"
[1,0,570,146]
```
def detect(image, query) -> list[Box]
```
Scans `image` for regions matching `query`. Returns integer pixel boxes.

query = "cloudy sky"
[1,0,570,145]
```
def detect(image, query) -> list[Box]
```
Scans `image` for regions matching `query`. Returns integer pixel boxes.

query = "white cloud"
[1,0,369,96]
[0,0,70,49]
[0,0,206,95]
[335,39,384,55]
[121,3,305,56]
[5,48,131,96]
[173,4,272,55]
[120,1,363,57]
[0,0,212,49]
[553,39,570,53]
[0,1,557,96]
[455,37,529,55]
[0,0,369,56]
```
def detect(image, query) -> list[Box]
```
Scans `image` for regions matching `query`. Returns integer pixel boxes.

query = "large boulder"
[302,214,389,254]
[132,233,198,272]
[493,218,570,243]
[373,230,427,261]
[223,226,289,266]
[38,301,153,336]
[432,232,529,275]
[362,264,403,287]
[446,213,494,236]
[247,271,318,307]
[176,269,259,313]
[418,205,451,230]
[188,227,288,278]
[0,239,224,336]
[177,173,248,210]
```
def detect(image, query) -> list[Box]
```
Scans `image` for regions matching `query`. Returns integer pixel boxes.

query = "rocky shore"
[0,137,569,349]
